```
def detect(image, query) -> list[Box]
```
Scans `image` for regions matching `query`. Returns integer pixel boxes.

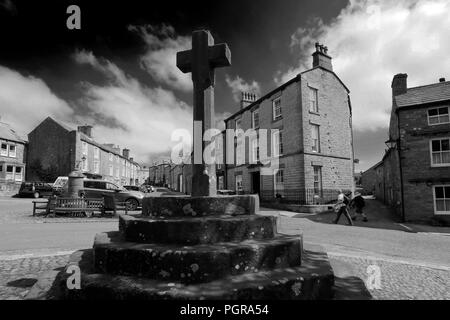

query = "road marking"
[397,223,414,232]
[0,250,75,261]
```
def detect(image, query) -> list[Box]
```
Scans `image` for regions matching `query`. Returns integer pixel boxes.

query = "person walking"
[333,190,353,226]
[350,192,368,222]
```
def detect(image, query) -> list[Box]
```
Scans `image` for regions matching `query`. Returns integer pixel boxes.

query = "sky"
[0,0,449,170]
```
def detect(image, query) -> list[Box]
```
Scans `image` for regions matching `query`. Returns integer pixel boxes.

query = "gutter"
[396,109,406,222]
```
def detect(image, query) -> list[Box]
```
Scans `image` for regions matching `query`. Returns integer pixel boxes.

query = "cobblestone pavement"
[329,254,450,300]
[0,253,448,300]
[0,255,70,300]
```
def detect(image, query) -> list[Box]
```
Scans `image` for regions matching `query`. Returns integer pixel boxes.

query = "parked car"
[141,184,155,193]
[218,190,236,195]
[79,179,144,210]
[123,185,140,192]
[18,182,54,198]
[53,176,69,195]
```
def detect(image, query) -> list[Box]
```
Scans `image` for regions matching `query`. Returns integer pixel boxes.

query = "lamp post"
[385,137,406,222]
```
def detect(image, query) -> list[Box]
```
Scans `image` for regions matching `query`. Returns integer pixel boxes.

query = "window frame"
[430,137,450,167]
[313,166,323,196]
[311,124,321,153]
[428,106,449,126]
[274,169,285,197]
[309,86,319,113]
[433,185,450,215]
[271,130,283,157]
[1,142,8,156]
[272,97,282,121]
[252,108,260,128]
[8,144,16,158]
[235,174,243,192]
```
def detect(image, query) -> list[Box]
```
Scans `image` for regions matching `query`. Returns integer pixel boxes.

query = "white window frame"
[1,142,8,156]
[433,185,450,215]
[271,130,283,157]
[8,144,16,158]
[93,160,100,174]
[313,166,323,196]
[109,153,113,161]
[251,138,259,163]
[5,165,14,180]
[272,97,282,121]
[309,87,319,113]
[14,166,23,182]
[82,142,88,156]
[235,174,243,192]
[109,164,114,176]
[274,169,285,197]
[311,124,320,153]
[252,109,260,128]
[94,147,100,159]
[430,137,450,167]
[428,106,449,126]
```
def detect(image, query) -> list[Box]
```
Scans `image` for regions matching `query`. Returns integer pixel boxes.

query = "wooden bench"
[32,199,51,216]
[49,197,104,217]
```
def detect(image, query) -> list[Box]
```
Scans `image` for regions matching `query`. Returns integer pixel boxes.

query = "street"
[0,197,449,299]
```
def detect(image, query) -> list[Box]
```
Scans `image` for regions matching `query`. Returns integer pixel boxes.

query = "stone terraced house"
[363,74,450,223]
[0,121,27,195]
[27,117,141,186]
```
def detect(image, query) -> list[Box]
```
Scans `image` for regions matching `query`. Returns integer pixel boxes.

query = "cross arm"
[176,43,232,74]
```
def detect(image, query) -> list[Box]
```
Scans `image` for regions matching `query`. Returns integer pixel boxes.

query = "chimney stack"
[122,148,130,159]
[439,77,446,83]
[240,92,258,109]
[391,73,408,97]
[77,125,93,138]
[312,42,333,71]
[130,157,134,162]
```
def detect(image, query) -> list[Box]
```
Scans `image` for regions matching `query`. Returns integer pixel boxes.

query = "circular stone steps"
[142,195,259,217]
[93,232,302,284]
[119,214,277,245]
[58,248,334,300]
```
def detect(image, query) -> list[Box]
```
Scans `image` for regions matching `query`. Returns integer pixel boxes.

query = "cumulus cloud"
[73,50,193,163]
[225,75,261,102]
[0,65,74,138]
[276,0,450,131]
[129,24,192,92]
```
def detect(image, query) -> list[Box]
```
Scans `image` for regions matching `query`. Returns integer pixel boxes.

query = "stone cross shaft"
[177,30,231,197]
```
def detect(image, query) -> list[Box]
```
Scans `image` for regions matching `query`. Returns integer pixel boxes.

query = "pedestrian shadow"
[293,200,415,233]
[333,276,372,300]
[7,278,37,288]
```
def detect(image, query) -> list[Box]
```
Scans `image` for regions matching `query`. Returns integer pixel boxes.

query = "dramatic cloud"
[225,75,261,102]
[129,24,192,92]
[276,0,450,131]
[0,65,74,138]
[0,0,17,15]
[73,50,192,163]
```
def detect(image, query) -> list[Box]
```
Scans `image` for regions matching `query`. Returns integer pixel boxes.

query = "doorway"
[251,172,260,196]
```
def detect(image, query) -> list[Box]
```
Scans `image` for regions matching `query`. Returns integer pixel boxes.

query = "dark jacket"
[351,195,365,208]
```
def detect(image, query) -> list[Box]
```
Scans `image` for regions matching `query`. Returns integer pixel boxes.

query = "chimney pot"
[240,91,258,109]
[439,78,446,83]
[312,43,333,71]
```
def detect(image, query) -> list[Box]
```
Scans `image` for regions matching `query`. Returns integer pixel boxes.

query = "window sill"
[272,117,283,123]
[431,164,450,168]
[309,111,320,116]
[434,212,450,216]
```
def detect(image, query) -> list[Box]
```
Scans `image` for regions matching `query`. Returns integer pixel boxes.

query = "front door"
[251,172,260,196]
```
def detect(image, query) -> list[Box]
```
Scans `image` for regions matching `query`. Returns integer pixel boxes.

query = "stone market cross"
[177,30,231,197]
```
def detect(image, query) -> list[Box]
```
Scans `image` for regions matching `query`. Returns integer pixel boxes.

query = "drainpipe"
[397,111,406,222]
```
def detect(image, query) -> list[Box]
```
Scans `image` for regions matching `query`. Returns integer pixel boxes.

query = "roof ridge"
[405,81,450,92]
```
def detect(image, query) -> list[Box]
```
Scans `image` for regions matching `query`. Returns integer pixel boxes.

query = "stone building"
[0,121,27,195]
[27,117,141,186]
[363,75,450,223]
[223,43,355,203]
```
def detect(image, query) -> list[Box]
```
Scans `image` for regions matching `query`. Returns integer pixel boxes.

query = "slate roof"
[0,122,27,143]
[395,81,450,108]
